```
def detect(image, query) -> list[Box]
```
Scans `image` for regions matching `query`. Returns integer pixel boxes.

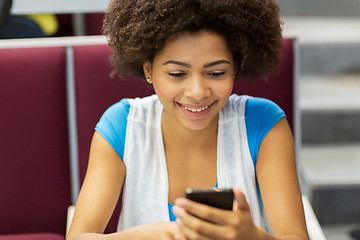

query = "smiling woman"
[66,1,309,240]
[143,31,234,131]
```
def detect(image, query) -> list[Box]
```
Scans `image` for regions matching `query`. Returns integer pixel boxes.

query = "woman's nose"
[183,75,211,100]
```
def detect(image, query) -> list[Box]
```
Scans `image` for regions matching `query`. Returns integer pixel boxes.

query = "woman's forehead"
[153,31,233,63]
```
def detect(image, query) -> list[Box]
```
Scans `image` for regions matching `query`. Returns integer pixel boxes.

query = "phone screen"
[185,188,234,210]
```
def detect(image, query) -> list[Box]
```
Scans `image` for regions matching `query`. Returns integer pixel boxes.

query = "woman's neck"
[161,111,218,151]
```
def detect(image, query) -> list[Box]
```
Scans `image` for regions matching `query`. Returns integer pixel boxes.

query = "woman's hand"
[125,222,184,240]
[69,222,184,240]
[173,187,260,240]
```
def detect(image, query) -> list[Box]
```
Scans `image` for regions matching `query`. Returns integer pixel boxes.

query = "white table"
[11,0,110,35]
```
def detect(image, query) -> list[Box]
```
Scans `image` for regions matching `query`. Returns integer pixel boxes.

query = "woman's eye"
[209,72,225,77]
[168,72,186,78]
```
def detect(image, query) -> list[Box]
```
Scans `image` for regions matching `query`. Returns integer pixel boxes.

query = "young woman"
[67,1,309,240]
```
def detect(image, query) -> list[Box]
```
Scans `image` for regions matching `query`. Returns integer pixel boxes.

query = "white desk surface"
[11,0,109,14]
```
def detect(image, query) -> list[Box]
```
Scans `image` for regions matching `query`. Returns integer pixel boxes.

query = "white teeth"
[184,106,208,112]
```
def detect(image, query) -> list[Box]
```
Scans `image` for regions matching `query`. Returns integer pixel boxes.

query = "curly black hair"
[103,0,282,81]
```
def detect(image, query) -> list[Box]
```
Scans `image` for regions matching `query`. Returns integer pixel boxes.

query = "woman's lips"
[177,101,216,119]
[183,105,209,112]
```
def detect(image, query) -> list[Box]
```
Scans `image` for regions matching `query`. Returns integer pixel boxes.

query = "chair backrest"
[234,38,296,132]
[0,46,71,235]
[85,13,104,35]
[70,37,298,233]
[72,44,154,232]
[73,44,155,185]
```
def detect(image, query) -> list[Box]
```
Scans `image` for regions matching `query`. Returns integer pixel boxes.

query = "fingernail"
[172,205,180,216]
[174,198,186,207]
[176,218,183,226]
[175,234,184,240]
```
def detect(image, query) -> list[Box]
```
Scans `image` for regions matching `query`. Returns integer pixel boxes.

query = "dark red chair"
[0,46,71,238]
[0,233,64,240]
[55,13,104,37]
[85,13,104,35]
[234,38,297,133]
[72,44,154,232]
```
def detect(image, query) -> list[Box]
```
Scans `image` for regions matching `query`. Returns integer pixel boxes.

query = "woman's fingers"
[176,219,212,240]
[173,188,257,240]
[232,187,250,211]
[174,198,234,225]
[173,205,228,240]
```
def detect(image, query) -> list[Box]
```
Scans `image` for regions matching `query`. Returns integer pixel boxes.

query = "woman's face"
[143,31,235,131]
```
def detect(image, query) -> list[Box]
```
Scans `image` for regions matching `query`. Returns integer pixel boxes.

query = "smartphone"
[185,188,234,210]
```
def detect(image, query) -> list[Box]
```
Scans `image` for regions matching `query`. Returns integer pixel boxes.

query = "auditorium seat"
[233,38,296,132]
[71,44,154,232]
[0,46,71,238]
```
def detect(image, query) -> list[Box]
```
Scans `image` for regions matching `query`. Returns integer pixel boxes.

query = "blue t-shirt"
[95,96,285,221]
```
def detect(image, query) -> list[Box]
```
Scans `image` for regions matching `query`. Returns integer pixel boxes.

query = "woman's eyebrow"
[204,60,231,68]
[162,59,231,68]
[163,60,191,68]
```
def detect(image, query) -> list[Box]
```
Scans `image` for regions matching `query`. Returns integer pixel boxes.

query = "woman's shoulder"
[94,98,131,159]
[228,95,286,164]
[245,96,284,116]
[102,98,131,119]
[95,98,131,138]
[226,94,284,117]
[101,95,158,119]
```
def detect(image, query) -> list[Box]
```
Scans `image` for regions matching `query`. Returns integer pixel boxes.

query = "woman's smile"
[176,101,217,119]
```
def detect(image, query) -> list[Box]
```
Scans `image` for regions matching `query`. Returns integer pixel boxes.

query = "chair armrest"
[302,195,327,240]
[66,205,76,236]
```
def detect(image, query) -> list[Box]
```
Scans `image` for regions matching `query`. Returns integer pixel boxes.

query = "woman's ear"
[143,62,152,82]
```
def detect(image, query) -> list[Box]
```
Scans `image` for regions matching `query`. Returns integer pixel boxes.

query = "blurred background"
[1,0,360,239]
[278,1,360,240]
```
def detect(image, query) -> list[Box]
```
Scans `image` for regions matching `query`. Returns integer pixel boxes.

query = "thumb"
[233,187,250,211]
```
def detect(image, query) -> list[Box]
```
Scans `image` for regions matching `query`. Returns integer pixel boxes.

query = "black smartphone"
[185,188,234,210]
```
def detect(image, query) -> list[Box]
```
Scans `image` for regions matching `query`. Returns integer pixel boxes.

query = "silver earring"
[146,77,152,84]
